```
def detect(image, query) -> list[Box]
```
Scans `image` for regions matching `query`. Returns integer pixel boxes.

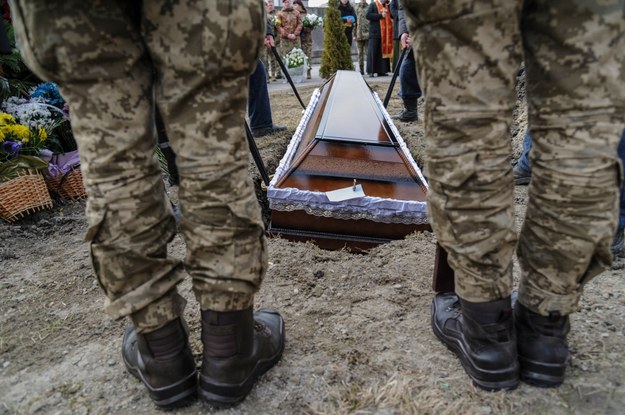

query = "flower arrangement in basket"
[0,113,53,222]
[284,48,307,83]
[3,82,85,200]
[303,13,323,29]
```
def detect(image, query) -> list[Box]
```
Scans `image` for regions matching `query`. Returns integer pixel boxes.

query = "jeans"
[517,130,533,173]
[248,60,273,130]
[398,49,422,100]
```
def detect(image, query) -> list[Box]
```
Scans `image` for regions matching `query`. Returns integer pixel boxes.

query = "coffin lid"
[268,70,429,225]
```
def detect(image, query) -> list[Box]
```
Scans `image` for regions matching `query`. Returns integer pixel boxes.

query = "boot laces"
[254,321,272,337]
[446,302,462,318]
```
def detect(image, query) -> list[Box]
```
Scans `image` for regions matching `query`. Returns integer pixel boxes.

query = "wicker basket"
[0,169,53,222]
[45,166,87,200]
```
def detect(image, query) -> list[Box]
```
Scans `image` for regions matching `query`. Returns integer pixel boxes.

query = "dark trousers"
[398,49,422,100]
[248,60,273,130]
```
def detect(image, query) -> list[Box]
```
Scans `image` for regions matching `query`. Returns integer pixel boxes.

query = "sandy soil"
[1,78,624,415]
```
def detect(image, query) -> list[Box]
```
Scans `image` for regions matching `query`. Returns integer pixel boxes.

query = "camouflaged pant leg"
[301,39,313,71]
[517,0,625,316]
[143,0,267,313]
[403,0,524,302]
[403,0,624,313]
[12,0,267,330]
[11,0,186,333]
[278,39,302,60]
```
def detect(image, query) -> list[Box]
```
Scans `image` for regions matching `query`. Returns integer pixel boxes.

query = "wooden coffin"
[267,70,429,246]
[267,70,454,291]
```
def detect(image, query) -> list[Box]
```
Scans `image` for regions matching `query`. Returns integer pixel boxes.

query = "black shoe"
[251,125,287,138]
[515,302,570,387]
[122,319,198,408]
[513,164,531,185]
[431,293,519,391]
[393,108,418,122]
[199,307,285,407]
[392,98,418,122]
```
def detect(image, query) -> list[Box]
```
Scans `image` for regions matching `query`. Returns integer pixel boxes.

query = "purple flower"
[2,141,23,158]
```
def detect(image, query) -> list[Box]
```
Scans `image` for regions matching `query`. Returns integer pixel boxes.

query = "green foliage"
[0,154,47,182]
[320,0,354,79]
[0,20,38,100]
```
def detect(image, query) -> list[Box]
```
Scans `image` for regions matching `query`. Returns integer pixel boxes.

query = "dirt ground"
[1,79,625,415]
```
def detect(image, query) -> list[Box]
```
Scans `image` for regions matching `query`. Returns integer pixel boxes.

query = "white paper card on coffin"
[325,184,365,202]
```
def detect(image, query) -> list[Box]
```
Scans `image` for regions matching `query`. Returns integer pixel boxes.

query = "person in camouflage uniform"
[354,0,370,75]
[276,0,303,59]
[11,0,285,408]
[294,0,313,80]
[265,0,282,81]
[402,0,625,391]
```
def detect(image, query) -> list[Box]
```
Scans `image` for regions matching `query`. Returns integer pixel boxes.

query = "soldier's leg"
[303,40,313,79]
[277,40,289,62]
[357,40,365,74]
[516,0,625,386]
[11,1,196,407]
[11,0,186,332]
[273,36,282,78]
[144,0,284,405]
[261,48,271,81]
[403,0,523,391]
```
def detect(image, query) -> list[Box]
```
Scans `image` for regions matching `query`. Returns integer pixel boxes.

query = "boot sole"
[199,317,286,407]
[519,355,566,388]
[431,305,519,391]
[123,349,198,408]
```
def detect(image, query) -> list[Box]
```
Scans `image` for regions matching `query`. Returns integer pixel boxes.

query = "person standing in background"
[276,0,303,59]
[366,0,393,77]
[264,0,281,81]
[392,1,421,122]
[389,0,400,71]
[338,0,357,47]
[294,0,313,80]
[354,0,370,75]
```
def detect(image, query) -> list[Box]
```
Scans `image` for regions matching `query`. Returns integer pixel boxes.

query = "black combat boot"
[199,307,285,406]
[393,97,418,122]
[431,292,519,391]
[515,302,570,387]
[122,318,198,408]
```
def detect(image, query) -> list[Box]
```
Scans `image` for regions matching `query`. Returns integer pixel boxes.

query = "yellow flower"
[38,128,47,141]
[12,124,30,141]
[0,112,15,126]
[1,124,30,142]
[0,129,4,143]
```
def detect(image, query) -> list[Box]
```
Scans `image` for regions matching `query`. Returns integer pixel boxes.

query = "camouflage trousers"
[12,0,268,333]
[261,46,280,80]
[356,40,369,72]
[278,38,302,61]
[402,0,625,315]
[301,39,313,72]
